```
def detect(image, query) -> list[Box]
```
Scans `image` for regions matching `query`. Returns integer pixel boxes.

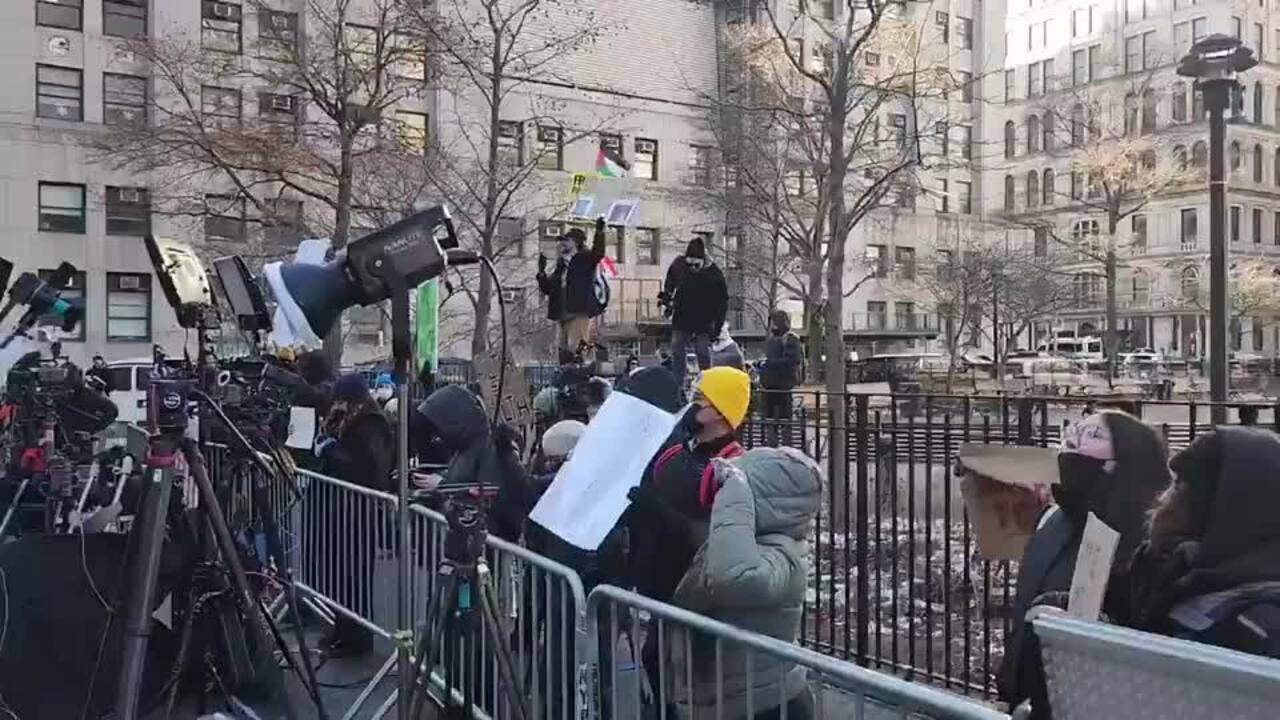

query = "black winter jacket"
[762,331,803,390]
[537,224,607,321]
[321,408,394,494]
[664,257,728,335]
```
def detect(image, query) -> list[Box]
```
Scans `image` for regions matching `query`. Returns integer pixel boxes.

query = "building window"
[608,225,627,263]
[536,126,564,171]
[1070,103,1084,146]
[103,73,147,126]
[1004,70,1015,104]
[37,269,86,341]
[1026,171,1040,208]
[1233,17,1242,40]
[105,186,150,236]
[202,1,243,53]
[689,144,713,185]
[1193,84,1205,119]
[1231,205,1242,242]
[1250,207,1262,243]
[1028,61,1042,97]
[1034,226,1049,256]
[1180,266,1200,301]
[395,110,428,154]
[1192,17,1207,43]
[937,12,950,44]
[1230,141,1242,172]
[958,71,973,102]
[1254,82,1264,124]
[956,181,972,214]
[635,227,660,265]
[1071,49,1086,86]
[1072,8,1087,39]
[1070,171,1083,200]
[934,121,949,156]
[202,86,241,128]
[1180,208,1198,248]
[38,182,86,234]
[1132,270,1150,306]
[634,138,658,180]
[937,179,949,213]
[257,92,298,131]
[1192,141,1208,168]
[1088,45,1101,84]
[36,65,83,121]
[1027,115,1041,154]
[1004,174,1016,212]
[866,301,887,329]
[895,301,916,329]
[1275,211,1280,246]
[38,0,82,30]
[104,0,147,39]
[106,273,151,341]
[957,17,972,49]
[1141,89,1156,134]
[889,113,907,148]
[1125,35,1141,75]
[1132,214,1147,254]
[259,9,299,56]
[895,246,916,280]
[497,121,523,165]
[205,194,246,242]
[1254,144,1264,183]
[866,245,887,278]
[1172,82,1187,122]
[958,125,972,159]
[1043,168,1055,205]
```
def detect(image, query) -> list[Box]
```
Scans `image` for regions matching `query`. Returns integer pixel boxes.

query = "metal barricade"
[291,468,399,639]
[1030,609,1280,720]
[586,585,1010,720]
[405,503,591,720]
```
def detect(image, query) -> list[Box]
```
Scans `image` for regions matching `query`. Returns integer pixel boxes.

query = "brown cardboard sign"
[958,445,1058,561]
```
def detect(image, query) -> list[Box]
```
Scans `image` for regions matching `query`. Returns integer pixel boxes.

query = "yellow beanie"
[695,366,751,429]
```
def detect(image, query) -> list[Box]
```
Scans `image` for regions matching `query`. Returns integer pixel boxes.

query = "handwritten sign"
[473,347,533,429]
[1068,512,1121,620]
[529,392,678,550]
[957,444,1056,561]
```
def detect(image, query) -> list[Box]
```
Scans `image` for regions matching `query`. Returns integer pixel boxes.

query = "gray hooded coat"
[666,447,821,718]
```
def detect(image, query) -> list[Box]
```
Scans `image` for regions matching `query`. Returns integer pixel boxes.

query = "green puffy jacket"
[667,447,821,718]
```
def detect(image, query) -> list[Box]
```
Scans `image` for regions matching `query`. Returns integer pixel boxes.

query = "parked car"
[104,358,152,426]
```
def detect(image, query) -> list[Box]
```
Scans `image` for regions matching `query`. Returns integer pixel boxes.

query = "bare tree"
[1009,67,1195,378]
[399,0,618,356]
[915,229,997,390]
[92,0,432,362]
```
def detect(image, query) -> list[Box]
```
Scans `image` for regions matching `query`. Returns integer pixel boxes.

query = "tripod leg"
[116,451,179,720]
[246,457,327,717]
[477,566,529,720]
[180,440,297,720]
[409,569,458,720]
[0,477,31,538]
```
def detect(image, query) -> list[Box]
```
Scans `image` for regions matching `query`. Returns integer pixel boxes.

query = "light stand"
[1179,35,1257,424]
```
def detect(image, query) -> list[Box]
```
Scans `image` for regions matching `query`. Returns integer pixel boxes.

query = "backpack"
[653,440,746,511]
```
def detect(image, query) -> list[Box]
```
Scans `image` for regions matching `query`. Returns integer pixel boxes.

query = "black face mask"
[1054,453,1111,521]
[770,324,786,336]
[681,405,705,436]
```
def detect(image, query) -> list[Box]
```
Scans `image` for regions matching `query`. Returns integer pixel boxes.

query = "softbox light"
[144,236,216,329]
[263,205,458,348]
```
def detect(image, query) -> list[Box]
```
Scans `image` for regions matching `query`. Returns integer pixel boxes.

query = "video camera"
[551,363,610,423]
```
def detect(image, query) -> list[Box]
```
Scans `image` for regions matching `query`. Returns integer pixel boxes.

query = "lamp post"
[1178,35,1256,424]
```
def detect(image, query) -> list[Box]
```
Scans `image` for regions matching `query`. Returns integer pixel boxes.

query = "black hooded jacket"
[762,312,804,390]
[997,411,1170,716]
[320,402,394,494]
[664,239,728,335]
[1128,428,1280,659]
[536,223,607,321]
[417,385,529,542]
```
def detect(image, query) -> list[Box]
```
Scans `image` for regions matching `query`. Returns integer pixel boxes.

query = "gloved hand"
[595,216,606,233]
[314,434,337,458]
[710,457,748,491]
[537,253,548,275]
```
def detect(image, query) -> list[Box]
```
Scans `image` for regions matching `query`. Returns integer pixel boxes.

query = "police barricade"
[1029,609,1280,720]
[404,502,592,720]
[585,585,1011,720]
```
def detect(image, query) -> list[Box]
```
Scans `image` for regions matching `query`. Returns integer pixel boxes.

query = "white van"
[1035,336,1104,361]
[104,359,152,426]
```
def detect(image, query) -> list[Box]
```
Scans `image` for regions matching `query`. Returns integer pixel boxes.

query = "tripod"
[113,383,325,720]
[407,501,527,720]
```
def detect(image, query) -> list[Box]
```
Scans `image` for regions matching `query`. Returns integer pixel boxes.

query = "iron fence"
[737,389,1279,699]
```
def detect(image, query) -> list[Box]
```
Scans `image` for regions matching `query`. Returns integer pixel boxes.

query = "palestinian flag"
[596,144,629,178]
[600,255,620,279]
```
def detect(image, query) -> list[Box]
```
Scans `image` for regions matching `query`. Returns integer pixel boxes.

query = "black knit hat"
[685,237,706,259]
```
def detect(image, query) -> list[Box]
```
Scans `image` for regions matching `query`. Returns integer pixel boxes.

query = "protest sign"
[1068,512,1121,620]
[529,392,678,550]
[958,444,1057,561]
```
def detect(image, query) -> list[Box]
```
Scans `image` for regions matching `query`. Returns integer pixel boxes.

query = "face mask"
[771,324,786,335]
[1053,453,1111,521]
[681,405,705,436]
[559,242,576,258]
[686,258,704,270]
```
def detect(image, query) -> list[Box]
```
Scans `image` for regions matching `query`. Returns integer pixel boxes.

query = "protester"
[626,366,749,712]
[313,373,394,658]
[86,354,114,394]
[660,236,729,389]
[759,310,804,446]
[536,217,608,359]
[997,410,1169,719]
[1127,428,1280,659]
[665,448,821,720]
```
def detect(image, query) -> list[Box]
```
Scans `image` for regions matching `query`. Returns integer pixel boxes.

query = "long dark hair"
[1097,411,1172,570]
